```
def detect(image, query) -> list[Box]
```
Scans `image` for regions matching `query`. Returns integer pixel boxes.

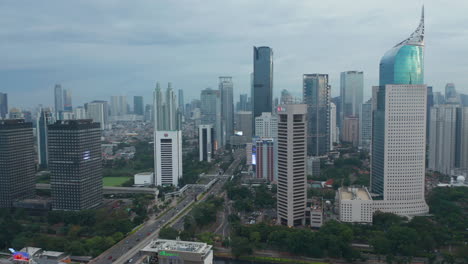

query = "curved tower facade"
[371,7,429,216]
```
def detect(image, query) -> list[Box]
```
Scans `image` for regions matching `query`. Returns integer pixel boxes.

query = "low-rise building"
[337,187,373,224]
[141,239,213,264]
[306,198,323,228]
[134,172,154,186]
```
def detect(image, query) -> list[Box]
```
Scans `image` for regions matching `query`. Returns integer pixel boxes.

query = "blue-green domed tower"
[379,7,425,86]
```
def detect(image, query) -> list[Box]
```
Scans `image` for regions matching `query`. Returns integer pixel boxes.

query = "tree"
[231,236,252,258]
[159,227,179,240]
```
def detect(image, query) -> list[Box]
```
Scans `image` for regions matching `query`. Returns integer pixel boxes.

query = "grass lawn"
[103,177,132,187]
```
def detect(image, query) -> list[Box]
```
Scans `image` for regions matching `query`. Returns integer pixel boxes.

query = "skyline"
[1,1,468,108]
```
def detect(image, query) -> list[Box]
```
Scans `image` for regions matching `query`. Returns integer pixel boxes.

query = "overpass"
[35,184,158,195]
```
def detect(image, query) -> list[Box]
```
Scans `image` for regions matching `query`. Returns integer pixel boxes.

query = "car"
[108,256,112,260]
[128,259,133,263]
[136,238,140,241]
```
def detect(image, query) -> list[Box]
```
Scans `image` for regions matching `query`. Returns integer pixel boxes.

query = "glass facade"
[303,74,330,156]
[379,45,424,87]
[252,46,273,136]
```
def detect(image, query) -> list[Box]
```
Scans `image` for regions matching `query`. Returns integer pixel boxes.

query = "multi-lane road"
[91,149,244,264]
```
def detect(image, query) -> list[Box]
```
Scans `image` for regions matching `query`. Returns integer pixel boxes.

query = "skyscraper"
[110,96,127,116]
[54,84,63,119]
[73,106,87,119]
[37,109,53,168]
[63,89,72,111]
[359,99,372,149]
[330,102,337,149]
[155,131,182,186]
[445,83,459,104]
[235,111,252,142]
[0,92,7,119]
[340,71,364,126]
[178,89,185,116]
[134,96,144,116]
[154,82,183,186]
[342,117,359,146]
[280,89,293,105]
[429,105,468,174]
[255,138,275,182]
[371,7,429,216]
[277,104,307,227]
[200,88,222,146]
[303,74,330,156]
[199,124,215,162]
[0,119,36,208]
[252,46,273,136]
[48,120,102,210]
[220,77,234,146]
[254,112,278,138]
[238,94,248,111]
[87,101,109,130]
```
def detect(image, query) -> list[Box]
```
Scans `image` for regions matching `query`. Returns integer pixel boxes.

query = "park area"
[103,177,132,187]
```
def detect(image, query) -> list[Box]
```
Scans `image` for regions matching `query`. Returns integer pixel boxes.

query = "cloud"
[0,0,467,108]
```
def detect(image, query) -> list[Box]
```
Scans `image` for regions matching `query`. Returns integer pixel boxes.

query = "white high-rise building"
[154,131,182,186]
[87,101,109,130]
[330,102,337,149]
[110,96,127,116]
[199,125,214,162]
[372,84,429,215]
[73,107,87,120]
[277,104,307,227]
[255,112,277,138]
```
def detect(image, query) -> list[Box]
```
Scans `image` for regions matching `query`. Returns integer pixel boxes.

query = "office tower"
[238,94,248,111]
[178,89,185,115]
[429,105,468,174]
[61,112,74,120]
[110,95,127,116]
[73,106,87,120]
[235,111,252,141]
[340,71,364,125]
[303,74,330,156]
[359,99,372,149]
[199,125,215,162]
[63,89,72,111]
[154,131,182,186]
[0,92,7,119]
[200,88,222,146]
[307,157,321,177]
[331,96,342,130]
[445,83,459,104]
[134,96,144,115]
[144,104,153,122]
[460,94,468,107]
[252,46,273,136]
[280,89,293,105]
[37,109,53,168]
[330,102,337,149]
[255,138,275,182]
[54,84,63,118]
[87,101,108,130]
[255,112,278,138]
[455,107,468,169]
[153,83,183,186]
[220,77,234,146]
[277,104,307,227]
[342,117,359,146]
[433,92,445,105]
[428,105,458,174]
[426,86,434,144]
[371,8,429,216]
[0,120,36,208]
[48,120,102,210]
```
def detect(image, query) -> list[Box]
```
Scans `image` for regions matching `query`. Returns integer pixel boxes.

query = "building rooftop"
[142,239,212,254]
[340,187,372,201]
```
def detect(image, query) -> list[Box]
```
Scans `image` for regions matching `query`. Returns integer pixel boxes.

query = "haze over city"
[1,0,468,107]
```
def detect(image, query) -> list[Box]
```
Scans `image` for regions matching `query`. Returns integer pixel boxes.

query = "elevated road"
[36,184,158,195]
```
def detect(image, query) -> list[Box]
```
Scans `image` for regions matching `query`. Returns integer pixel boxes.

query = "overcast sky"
[1,0,467,109]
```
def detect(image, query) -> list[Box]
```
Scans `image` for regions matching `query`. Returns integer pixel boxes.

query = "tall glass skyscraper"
[371,7,429,216]
[0,92,8,119]
[252,46,273,136]
[303,74,330,156]
[340,71,363,126]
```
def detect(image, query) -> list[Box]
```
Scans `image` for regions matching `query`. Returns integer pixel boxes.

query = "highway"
[36,184,158,195]
[91,149,244,264]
